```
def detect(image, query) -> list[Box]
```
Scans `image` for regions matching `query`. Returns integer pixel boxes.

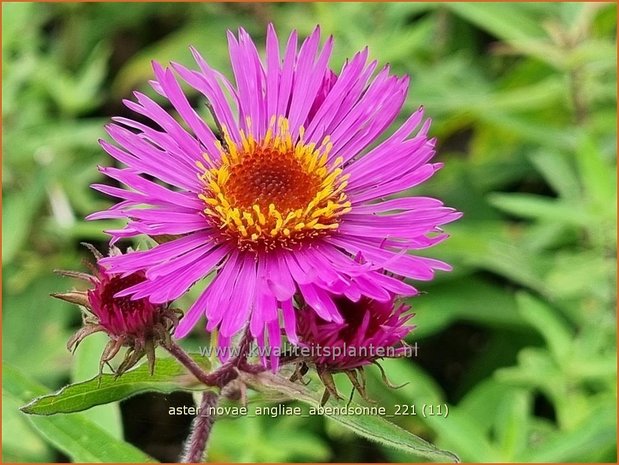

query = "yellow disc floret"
[198,117,351,253]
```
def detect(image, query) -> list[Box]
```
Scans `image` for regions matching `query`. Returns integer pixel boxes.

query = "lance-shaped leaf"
[21,355,208,416]
[4,364,155,462]
[238,370,460,463]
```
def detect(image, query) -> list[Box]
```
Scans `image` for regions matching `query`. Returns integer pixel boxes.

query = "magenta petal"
[265,23,281,124]
[267,318,282,372]
[299,283,342,323]
[281,298,298,345]
[252,290,277,338]
[217,334,232,363]
[265,253,296,301]
[277,30,298,118]
[151,62,220,156]
[205,252,242,332]
[219,254,256,338]
[175,293,207,339]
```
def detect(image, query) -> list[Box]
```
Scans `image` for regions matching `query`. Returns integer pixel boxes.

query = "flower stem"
[166,333,268,462]
[165,341,218,386]
[165,332,264,389]
[181,391,219,463]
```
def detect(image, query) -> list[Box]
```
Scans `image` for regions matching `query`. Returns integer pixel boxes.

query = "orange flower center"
[198,117,351,252]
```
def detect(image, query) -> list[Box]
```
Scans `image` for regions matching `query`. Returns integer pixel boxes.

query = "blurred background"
[2,2,617,463]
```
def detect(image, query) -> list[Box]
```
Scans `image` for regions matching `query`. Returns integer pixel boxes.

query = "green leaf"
[411,276,523,339]
[2,274,74,382]
[516,292,573,361]
[422,405,502,462]
[38,44,110,116]
[478,111,576,149]
[366,358,445,407]
[575,135,616,216]
[3,118,105,165]
[2,175,47,265]
[439,222,552,294]
[488,192,591,226]
[458,379,510,432]
[544,251,615,302]
[489,78,565,113]
[4,363,155,462]
[529,150,581,200]
[494,389,531,460]
[447,3,548,42]
[112,22,232,98]
[71,332,123,439]
[521,221,577,252]
[238,370,460,463]
[495,347,563,400]
[522,403,616,462]
[2,390,53,462]
[1,2,43,55]
[21,356,207,415]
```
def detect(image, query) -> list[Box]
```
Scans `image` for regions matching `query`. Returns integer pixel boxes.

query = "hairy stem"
[165,330,264,389]
[181,391,219,463]
[165,341,218,386]
[166,332,271,462]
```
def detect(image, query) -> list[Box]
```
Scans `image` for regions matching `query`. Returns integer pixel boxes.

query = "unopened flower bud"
[295,296,414,403]
[54,245,182,376]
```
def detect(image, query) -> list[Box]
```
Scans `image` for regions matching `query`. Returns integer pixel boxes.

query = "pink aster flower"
[87,269,161,339]
[296,296,414,371]
[89,25,460,356]
[53,246,181,375]
[292,295,414,403]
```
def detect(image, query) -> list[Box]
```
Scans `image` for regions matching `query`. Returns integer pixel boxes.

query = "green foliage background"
[3,2,617,462]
